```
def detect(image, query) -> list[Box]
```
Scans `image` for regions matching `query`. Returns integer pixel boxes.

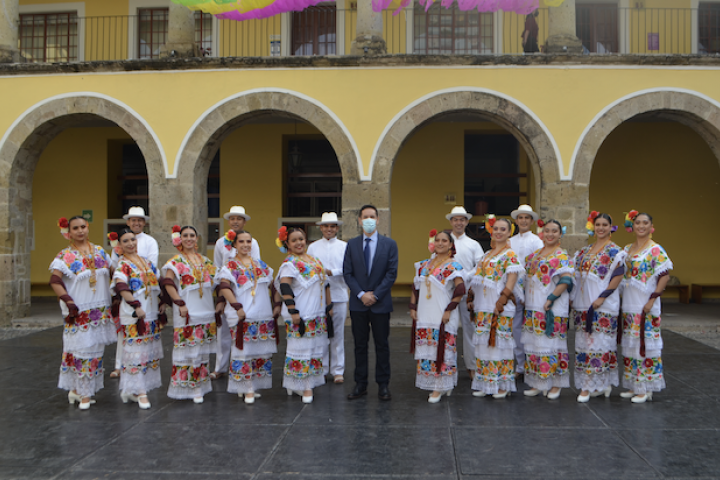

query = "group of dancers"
[50,202,671,410]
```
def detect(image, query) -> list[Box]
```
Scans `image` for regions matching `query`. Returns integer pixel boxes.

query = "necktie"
[364,238,372,275]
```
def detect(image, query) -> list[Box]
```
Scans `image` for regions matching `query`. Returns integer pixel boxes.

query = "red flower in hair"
[278,226,288,242]
[588,211,599,222]
[227,230,236,240]
[58,217,69,228]
[108,232,118,241]
[537,220,545,228]
[429,229,437,238]
[172,225,181,233]
[488,218,496,227]
[628,210,639,220]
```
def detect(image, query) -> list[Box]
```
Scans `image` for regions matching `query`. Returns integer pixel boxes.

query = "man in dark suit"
[343,205,398,401]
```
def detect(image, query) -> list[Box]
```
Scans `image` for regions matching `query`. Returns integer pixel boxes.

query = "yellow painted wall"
[31,127,132,293]
[589,121,720,298]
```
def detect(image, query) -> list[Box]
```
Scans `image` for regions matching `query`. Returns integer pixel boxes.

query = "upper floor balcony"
[5,0,720,68]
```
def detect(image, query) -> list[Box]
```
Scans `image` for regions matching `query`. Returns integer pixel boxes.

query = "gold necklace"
[72,241,97,292]
[578,240,610,296]
[425,254,450,299]
[128,254,152,299]
[236,254,258,296]
[183,251,206,298]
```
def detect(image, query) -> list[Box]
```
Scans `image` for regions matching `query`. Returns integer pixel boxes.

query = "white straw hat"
[446,206,472,221]
[223,206,251,221]
[510,204,539,221]
[316,212,343,226]
[123,206,149,221]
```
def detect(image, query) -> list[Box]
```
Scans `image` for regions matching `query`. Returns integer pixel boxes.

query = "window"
[20,12,78,63]
[196,12,214,56]
[138,8,168,59]
[576,4,618,53]
[285,138,342,218]
[292,5,336,55]
[699,3,720,54]
[414,1,493,54]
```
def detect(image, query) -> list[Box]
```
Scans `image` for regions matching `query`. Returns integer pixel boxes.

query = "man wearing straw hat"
[211,205,260,380]
[110,206,159,378]
[445,206,484,379]
[509,204,543,378]
[307,212,348,384]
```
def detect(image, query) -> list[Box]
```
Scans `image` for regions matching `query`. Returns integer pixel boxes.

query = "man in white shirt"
[307,212,348,384]
[212,205,261,380]
[446,206,484,378]
[110,206,160,377]
[509,204,544,377]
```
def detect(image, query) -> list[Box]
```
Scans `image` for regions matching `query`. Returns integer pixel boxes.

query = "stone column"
[545,0,582,54]
[341,182,391,240]
[160,3,199,58]
[0,0,19,63]
[538,182,589,254]
[350,0,386,56]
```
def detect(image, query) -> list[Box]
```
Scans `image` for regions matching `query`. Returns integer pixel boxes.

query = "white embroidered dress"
[470,248,524,395]
[274,255,330,392]
[620,242,673,395]
[162,254,217,400]
[413,259,464,392]
[51,245,116,397]
[571,242,625,393]
[111,257,163,396]
[216,258,277,394]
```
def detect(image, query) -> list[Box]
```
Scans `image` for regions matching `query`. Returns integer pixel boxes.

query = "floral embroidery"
[122,359,161,376]
[117,258,159,291]
[523,310,569,340]
[173,322,217,349]
[64,306,113,334]
[622,312,661,340]
[56,245,110,275]
[571,309,618,336]
[226,259,271,287]
[230,320,277,343]
[230,357,273,381]
[417,359,457,377]
[171,363,210,388]
[623,243,671,285]
[624,355,664,383]
[575,242,621,280]
[474,250,520,282]
[60,352,103,378]
[526,249,573,286]
[575,351,618,375]
[417,259,463,285]
[475,359,515,383]
[168,254,216,290]
[474,312,513,340]
[525,352,570,379]
[415,328,457,350]
[284,356,324,379]
[285,316,327,339]
[282,255,324,281]
[122,320,162,346]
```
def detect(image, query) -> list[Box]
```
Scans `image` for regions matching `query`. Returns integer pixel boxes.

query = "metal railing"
[14,7,720,63]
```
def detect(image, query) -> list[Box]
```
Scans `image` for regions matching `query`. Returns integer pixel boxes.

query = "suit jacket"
[343,233,398,314]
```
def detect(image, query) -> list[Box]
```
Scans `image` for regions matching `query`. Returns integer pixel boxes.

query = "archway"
[0,94,166,325]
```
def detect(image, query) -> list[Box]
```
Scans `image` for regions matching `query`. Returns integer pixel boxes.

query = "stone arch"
[172,88,362,243]
[0,93,167,325]
[571,88,720,184]
[370,88,568,237]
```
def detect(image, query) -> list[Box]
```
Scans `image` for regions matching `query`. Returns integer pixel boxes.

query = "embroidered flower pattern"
[475,359,515,383]
[418,260,463,285]
[622,312,661,340]
[623,244,670,285]
[173,323,217,349]
[55,246,110,276]
[523,310,569,340]
[284,356,324,379]
[283,255,324,280]
[575,351,618,375]
[60,353,103,378]
[168,255,216,290]
[63,306,112,335]
[117,258,159,292]
[526,250,573,286]
[122,359,161,376]
[474,250,520,283]
[285,316,327,339]
[474,312,513,340]
[226,259,271,287]
[230,358,273,381]
[122,321,162,345]
[417,359,457,377]
[230,320,277,343]
[571,310,618,336]
[623,355,663,383]
[524,352,570,380]
[171,364,209,388]
[575,243,620,280]
[414,328,457,350]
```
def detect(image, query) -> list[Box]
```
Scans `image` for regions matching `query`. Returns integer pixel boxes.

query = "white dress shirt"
[357,230,378,299]
[451,232,484,281]
[214,236,260,268]
[509,231,544,267]
[307,236,349,302]
[111,232,159,268]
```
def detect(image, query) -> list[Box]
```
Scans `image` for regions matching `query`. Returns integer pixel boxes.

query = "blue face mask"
[362,218,377,234]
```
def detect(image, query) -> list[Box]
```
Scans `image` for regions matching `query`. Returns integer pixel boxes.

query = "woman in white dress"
[522,220,574,400]
[275,227,331,404]
[468,218,524,399]
[49,216,116,410]
[216,230,281,404]
[409,230,465,403]
[619,211,672,403]
[571,212,624,403]
[110,228,163,409]
[160,225,219,404]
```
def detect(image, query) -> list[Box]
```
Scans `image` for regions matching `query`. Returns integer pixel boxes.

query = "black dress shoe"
[378,384,391,401]
[347,385,367,400]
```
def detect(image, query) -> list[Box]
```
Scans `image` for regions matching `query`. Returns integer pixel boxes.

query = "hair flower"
[107,232,122,255]
[428,229,437,253]
[224,230,236,251]
[58,217,70,240]
[624,210,639,233]
[586,211,599,236]
[171,225,182,249]
[276,226,288,253]
[484,214,496,235]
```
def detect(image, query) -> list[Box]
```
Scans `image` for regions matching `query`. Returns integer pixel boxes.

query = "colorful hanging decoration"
[374,0,564,16]
[172,0,330,21]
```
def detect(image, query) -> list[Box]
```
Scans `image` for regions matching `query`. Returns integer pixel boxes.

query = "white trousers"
[513,305,525,373]
[323,302,347,377]
[459,296,476,371]
[114,331,123,370]
[214,313,232,374]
